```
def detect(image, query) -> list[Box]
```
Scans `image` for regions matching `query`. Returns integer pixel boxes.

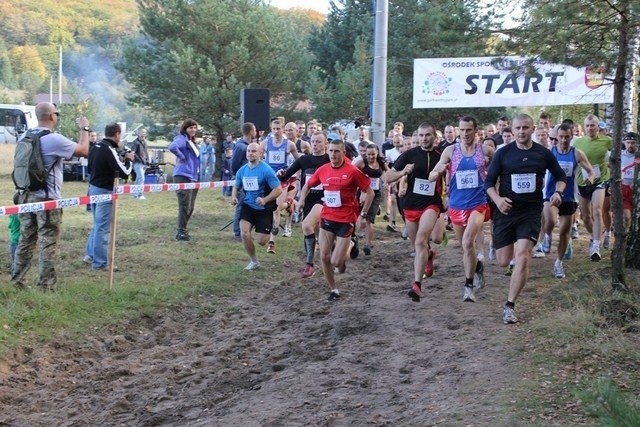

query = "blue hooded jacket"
[169,133,200,181]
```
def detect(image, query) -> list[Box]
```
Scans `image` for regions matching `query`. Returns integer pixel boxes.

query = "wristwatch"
[81,126,90,132]
[360,211,367,218]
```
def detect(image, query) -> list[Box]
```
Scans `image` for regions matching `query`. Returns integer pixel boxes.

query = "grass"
[0,152,304,357]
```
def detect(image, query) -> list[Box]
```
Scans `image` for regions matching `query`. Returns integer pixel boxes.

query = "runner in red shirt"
[299,139,374,302]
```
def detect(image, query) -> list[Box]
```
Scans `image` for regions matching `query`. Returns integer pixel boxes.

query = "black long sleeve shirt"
[88,138,132,190]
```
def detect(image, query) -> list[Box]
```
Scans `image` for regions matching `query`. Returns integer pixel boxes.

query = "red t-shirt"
[306,160,371,223]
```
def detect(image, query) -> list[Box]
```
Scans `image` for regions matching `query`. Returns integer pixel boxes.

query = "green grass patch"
[0,179,302,358]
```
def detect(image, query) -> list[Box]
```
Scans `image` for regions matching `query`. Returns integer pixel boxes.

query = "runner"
[541,124,595,279]
[353,143,388,256]
[298,139,374,302]
[621,132,637,232]
[260,119,299,253]
[385,123,445,302]
[429,116,493,303]
[573,114,612,261]
[278,131,330,278]
[484,114,567,324]
[232,143,283,270]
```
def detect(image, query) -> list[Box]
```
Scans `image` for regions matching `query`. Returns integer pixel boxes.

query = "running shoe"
[488,242,496,261]
[334,261,346,274]
[386,224,397,232]
[532,243,546,258]
[244,260,260,271]
[541,234,552,254]
[603,234,610,250]
[267,241,276,254]
[463,285,476,303]
[326,291,340,302]
[473,260,485,289]
[83,255,93,264]
[502,305,518,324]
[350,235,359,259]
[301,264,315,278]
[272,226,279,236]
[291,211,300,224]
[408,281,422,302]
[401,228,408,240]
[564,241,573,260]
[283,225,292,238]
[363,246,371,256]
[571,224,579,240]
[505,264,514,276]
[553,262,566,279]
[423,248,435,278]
[589,241,601,262]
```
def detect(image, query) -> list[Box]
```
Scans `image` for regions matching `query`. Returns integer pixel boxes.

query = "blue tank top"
[545,146,577,202]
[265,136,289,171]
[448,143,487,210]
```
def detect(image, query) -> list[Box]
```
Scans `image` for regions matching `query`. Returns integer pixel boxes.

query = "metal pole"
[370,0,388,148]
[58,46,62,105]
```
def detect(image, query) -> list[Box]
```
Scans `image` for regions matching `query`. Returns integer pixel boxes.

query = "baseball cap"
[327,132,341,141]
[598,121,607,130]
[623,132,638,142]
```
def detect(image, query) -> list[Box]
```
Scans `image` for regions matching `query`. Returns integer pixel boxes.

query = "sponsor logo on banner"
[19,202,45,213]
[421,72,451,96]
[57,198,80,209]
[130,185,143,194]
[168,184,180,191]
[184,183,196,190]
[115,186,125,194]
[585,67,605,89]
[151,184,163,192]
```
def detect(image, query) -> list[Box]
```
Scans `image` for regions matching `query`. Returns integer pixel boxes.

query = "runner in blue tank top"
[430,116,494,304]
[541,124,595,279]
[259,119,300,254]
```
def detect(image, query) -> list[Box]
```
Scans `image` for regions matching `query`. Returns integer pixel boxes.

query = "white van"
[0,104,37,144]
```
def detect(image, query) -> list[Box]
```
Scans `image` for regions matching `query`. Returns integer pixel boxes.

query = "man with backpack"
[11,102,90,291]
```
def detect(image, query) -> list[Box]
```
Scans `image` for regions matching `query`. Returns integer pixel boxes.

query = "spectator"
[130,126,149,199]
[11,102,90,291]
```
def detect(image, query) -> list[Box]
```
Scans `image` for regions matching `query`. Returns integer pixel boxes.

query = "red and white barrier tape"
[0,180,235,216]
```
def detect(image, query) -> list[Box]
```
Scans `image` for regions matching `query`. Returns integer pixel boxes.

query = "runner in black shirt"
[485,113,566,324]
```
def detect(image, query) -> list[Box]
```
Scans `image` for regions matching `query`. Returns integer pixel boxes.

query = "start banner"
[413,56,613,109]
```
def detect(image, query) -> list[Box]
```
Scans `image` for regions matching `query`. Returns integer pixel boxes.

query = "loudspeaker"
[240,88,270,131]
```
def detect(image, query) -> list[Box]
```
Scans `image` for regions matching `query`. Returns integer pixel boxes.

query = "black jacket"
[88,138,132,190]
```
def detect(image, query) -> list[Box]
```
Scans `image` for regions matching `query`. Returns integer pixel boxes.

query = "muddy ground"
[0,229,580,426]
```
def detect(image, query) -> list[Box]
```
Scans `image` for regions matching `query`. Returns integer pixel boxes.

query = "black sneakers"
[350,235,359,259]
[327,291,340,302]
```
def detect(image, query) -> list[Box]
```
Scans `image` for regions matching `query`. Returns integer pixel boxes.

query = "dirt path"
[0,232,542,426]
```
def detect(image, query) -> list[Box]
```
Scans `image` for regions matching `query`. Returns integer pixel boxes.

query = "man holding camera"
[11,102,90,291]
[84,123,134,270]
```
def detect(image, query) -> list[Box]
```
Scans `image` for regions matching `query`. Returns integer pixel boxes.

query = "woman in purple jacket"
[169,119,200,241]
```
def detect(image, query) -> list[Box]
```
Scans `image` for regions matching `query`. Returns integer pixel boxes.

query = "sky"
[269,0,331,14]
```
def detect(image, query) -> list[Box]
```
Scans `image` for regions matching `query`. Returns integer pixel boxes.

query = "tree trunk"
[624,35,640,270]
[609,0,630,291]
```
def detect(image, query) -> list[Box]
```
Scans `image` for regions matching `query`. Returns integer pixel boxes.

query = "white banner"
[413,56,614,109]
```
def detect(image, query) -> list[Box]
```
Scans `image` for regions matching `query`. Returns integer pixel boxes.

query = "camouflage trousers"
[11,192,62,290]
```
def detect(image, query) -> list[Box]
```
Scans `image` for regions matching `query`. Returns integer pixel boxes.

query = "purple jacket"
[169,133,200,181]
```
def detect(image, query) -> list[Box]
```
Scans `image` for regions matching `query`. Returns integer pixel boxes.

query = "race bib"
[511,173,535,194]
[268,150,285,164]
[370,177,380,191]
[455,170,479,189]
[558,161,573,176]
[413,178,436,196]
[324,190,342,207]
[583,164,600,180]
[242,176,259,191]
[305,174,323,191]
[623,167,634,180]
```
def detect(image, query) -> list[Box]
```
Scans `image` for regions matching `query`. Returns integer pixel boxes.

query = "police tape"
[0,180,236,216]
